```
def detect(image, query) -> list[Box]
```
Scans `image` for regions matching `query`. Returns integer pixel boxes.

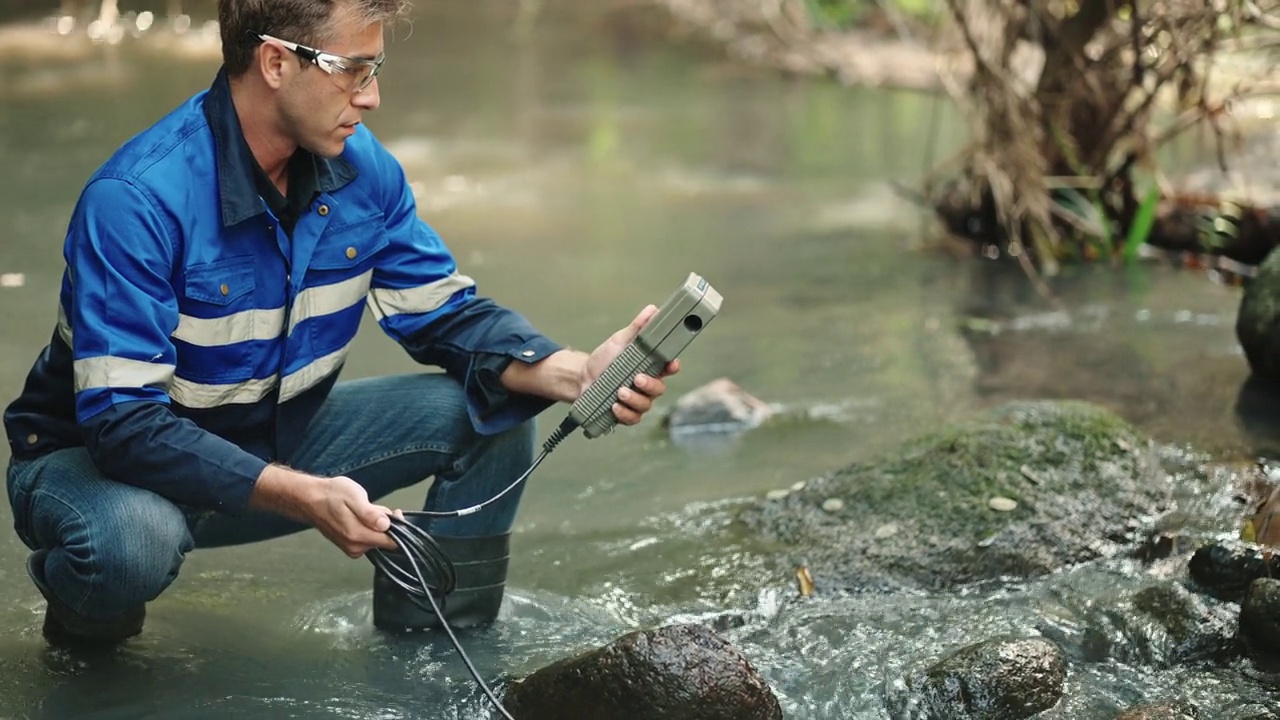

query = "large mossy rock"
[735,401,1168,591]
[503,623,782,720]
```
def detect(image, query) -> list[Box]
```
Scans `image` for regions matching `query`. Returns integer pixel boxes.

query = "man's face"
[278,11,384,159]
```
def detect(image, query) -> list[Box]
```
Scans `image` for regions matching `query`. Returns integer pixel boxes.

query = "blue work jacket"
[3,70,561,514]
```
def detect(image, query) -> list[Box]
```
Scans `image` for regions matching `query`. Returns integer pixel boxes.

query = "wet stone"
[1114,699,1201,719]
[897,637,1067,720]
[1241,578,1280,654]
[1236,247,1280,379]
[821,498,844,513]
[503,623,782,720]
[988,496,1018,512]
[1188,541,1280,602]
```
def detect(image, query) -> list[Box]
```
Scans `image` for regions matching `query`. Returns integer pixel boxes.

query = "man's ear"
[257,41,290,90]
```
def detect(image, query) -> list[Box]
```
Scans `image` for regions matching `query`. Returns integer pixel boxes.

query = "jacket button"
[346,247,357,260]
[521,350,535,357]
[317,204,330,216]
[220,283,230,296]
[26,433,38,445]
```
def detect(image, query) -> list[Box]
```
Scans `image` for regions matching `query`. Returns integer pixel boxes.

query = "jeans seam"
[8,463,35,548]
[41,489,96,614]
[325,443,455,479]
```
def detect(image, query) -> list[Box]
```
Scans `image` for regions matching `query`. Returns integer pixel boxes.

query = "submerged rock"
[1241,578,1280,654]
[1113,699,1201,719]
[1121,582,1239,665]
[734,400,1170,591]
[1032,580,1240,669]
[897,637,1067,719]
[502,623,782,720]
[1188,542,1280,602]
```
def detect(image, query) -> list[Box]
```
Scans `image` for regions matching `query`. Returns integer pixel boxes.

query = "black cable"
[400,416,579,519]
[368,517,514,720]
[364,414,581,719]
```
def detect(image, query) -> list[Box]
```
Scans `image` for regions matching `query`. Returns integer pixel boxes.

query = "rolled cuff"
[465,337,562,435]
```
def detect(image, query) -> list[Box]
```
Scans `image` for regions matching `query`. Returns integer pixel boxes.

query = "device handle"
[571,342,668,438]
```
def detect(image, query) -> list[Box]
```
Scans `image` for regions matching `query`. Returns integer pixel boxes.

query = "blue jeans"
[5,374,535,620]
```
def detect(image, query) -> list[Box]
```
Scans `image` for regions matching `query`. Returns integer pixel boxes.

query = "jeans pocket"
[6,460,36,549]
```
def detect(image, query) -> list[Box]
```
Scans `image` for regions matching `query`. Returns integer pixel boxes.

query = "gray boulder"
[502,623,782,720]
[664,377,772,440]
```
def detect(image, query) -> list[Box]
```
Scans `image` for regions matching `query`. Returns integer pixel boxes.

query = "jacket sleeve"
[362,135,563,434]
[69,177,268,514]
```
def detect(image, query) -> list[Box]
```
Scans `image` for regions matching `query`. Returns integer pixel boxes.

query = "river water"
[0,2,1271,718]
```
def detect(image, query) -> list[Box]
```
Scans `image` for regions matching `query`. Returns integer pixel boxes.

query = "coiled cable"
[363,416,580,719]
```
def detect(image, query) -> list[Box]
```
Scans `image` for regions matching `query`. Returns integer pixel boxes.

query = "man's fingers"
[358,503,392,533]
[612,402,642,426]
[631,374,667,399]
[612,304,658,344]
[617,386,653,414]
[633,303,658,329]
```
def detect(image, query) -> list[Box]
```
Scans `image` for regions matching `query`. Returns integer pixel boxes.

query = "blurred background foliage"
[805,0,940,29]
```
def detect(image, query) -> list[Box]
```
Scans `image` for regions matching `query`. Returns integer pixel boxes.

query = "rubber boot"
[26,549,145,647]
[372,529,510,632]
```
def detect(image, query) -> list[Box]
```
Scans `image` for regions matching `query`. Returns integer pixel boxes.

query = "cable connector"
[542,415,579,454]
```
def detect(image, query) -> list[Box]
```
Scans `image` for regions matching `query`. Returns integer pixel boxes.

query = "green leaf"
[1123,186,1161,262]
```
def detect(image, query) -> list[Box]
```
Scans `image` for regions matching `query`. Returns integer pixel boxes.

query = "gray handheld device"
[569,272,723,439]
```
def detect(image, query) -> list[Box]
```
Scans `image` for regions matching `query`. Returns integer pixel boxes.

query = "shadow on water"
[0,1,1275,718]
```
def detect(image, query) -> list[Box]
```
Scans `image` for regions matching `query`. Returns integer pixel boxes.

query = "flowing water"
[0,2,1272,718]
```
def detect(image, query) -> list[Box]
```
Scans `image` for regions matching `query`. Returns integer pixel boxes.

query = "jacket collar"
[202,67,358,228]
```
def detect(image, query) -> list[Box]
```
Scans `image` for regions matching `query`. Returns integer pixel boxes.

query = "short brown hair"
[219,0,410,76]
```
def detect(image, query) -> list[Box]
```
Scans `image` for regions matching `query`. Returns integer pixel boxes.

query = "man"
[4,0,676,647]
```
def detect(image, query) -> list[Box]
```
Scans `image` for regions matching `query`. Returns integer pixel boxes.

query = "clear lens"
[320,53,381,92]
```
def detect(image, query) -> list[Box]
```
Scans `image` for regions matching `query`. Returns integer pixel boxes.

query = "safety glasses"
[256,33,384,93]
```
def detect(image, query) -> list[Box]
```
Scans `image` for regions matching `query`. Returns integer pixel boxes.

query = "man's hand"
[500,304,681,423]
[249,465,400,558]
[581,304,680,427]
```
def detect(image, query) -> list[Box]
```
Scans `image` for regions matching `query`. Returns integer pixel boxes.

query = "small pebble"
[765,489,790,501]
[874,522,898,539]
[790,480,807,492]
[821,498,845,513]
[988,496,1018,512]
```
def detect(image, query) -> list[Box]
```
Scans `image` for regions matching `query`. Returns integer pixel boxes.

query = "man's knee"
[458,418,536,473]
[42,490,193,616]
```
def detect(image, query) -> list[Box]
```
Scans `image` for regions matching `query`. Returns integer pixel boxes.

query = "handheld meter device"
[376,272,722,720]
[568,272,723,438]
